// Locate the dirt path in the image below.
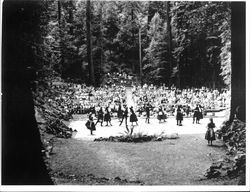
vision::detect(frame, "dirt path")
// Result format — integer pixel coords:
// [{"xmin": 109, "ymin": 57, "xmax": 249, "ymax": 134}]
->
[{"xmin": 49, "ymin": 116, "xmax": 236, "ymax": 185}]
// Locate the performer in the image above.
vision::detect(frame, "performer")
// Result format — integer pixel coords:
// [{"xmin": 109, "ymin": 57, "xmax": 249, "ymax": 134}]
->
[
  {"xmin": 117, "ymin": 104, "xmax": 123, "ymax": 122},
  {"xmin": 205, "ymin": 118, "xmax": 216, "ymax": 146},
  {"xmin": 176, "ymin": 105, "xmax": 183, "ymax": 126},
  {"xmin": 120, "ymin": 105, "xmax": 128, "ymax": 127},
  {"xmin": 157, "ymin": 106, "xmax": 167, "ymax": 123},
  {"xmin": 130, "ymin": 106, "xmax": 138, "ymax": 126},
  {"xmin": 85, "ymin": 112, "xmax": 96, "ymax": 135},
  {"xmin": 193, "ymin": 104, "xmax": 201, "ymax": 124},
  {"xmin": 95, "ymin": 107, "xmax": 104, "ymax": 126},
  {"xmin": 90, "ymin": 105, "xmax": 96, "ymax": 116},
  {"xmin": 145, "ymin": 102, "xmax": 151, "ymax": 124},
  {"xmin": 104, "ymin": 106, "xmax": 112, "ymax": 126},
  {"xmin": 198, "ymin": 104, "xmax": 203, "ymax": 120},
  {"xmin": 186, "ymin": 105, "xmax": 191, "ymax": 117}
]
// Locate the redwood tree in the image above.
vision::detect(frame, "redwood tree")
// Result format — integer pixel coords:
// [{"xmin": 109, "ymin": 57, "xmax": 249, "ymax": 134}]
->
[
  {"xmin": 229, "ymin": 2, "xmax": 246, "ymax": 122},
  {"xmin": 86, "ymin": 0, "xmax": 95, "ymax": 85}
]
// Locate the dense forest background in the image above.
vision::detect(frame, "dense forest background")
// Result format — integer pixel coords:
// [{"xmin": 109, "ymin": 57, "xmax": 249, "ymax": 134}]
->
[
  {"xmin": 1, "ymin": 0, "xmax": 245, "ymax": 185},
  {"xmin": 24, "ymin": 0, "xmax": 231, "ymax": 88}
]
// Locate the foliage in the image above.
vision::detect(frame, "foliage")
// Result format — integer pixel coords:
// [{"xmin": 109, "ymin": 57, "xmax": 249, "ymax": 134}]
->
[
  {"xmin": 171, "ymin": 1, "xmax": 231, "ymax": 88},
  {"xmin": 36, "ymin": 1, "xmax": 231, "ymax": 88},
  {"xmin": 219, "ymin": 7, "xmax": 231, "ymax": 87},
  {"xmin": 206, "ymin": 119, "xmax": 246, "ymax": 183},
  {"xmin": 143, "ymin": 13, "xmax": 170, "ymax": 85},
  {"xmin": 94, "ymin": 131, "xmax": 179, "ymax": 143}
]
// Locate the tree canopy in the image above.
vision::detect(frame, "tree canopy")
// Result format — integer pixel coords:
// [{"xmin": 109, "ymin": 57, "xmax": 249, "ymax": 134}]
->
[{"xmin": 30, "ymin": 0, "xmax": 231, "ymax": 88}]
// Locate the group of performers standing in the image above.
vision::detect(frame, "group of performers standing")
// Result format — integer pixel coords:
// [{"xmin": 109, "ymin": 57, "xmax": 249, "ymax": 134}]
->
[
  {"xmin": 85, "ymin": 102, "xmax": 204, "ymax": 135},
  {"xmin": 86, "ymin": 104, "xmax": 139, "ymax": 135}
]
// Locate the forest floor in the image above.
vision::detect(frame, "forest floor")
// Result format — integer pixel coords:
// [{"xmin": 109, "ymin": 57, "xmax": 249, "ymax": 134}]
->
[{"xmin": 47, "ymin": 115, "xmax": 240, "ymax": 185}]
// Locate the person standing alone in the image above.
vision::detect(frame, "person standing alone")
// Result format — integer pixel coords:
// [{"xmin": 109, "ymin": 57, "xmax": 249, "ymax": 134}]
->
[
  {"xmin": 85, "ymin": 112, "xmax": 96, "ymax": 135},
  {"xmin": 176, "ymin": 105, "xmax": 183, "ymax": 126},
  {"xmin": 205, "ymin": 118, "xmax": 216, "ymax": 146},
  {"xmin": 130, "ymin": 106, "xmax": 138, "ymax": 126},
  {"xmin": 193, "ymin": 104, "xmax": 201, "ymax": 124},
  {"xmin": 104, "ymin": 107, "xmax": 112, "ymax": 126},
  {"xmin": 145, "ymin": 102, "xmax": 151, "ymax": 124}
]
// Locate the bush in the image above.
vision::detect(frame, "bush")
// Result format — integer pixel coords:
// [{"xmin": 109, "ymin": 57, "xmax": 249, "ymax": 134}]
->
[
  {"xmin": 46, "ymin": 118, "xmax": 73, "ymax": 138},
  {"xmin": 94, "ymin": 132, "xmax": 179, "ymax": 143},
  {"xmin": 205, "ymin": 118, "xmax": 246, "ymax": 183}
]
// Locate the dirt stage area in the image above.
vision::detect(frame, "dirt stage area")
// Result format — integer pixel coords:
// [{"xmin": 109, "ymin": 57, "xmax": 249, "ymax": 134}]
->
[{"xmin": 48, "ymin": 116, "xmax": 239, "ymax": 185}]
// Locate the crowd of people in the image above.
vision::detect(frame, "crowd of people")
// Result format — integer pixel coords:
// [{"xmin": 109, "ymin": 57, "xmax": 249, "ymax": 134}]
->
[
  {"xmin": 35, "ymin": 74, "xmax": 229, "ymax": 137},
  {"xmin": 102, "ymin": 72, "xmax": 136, "ymax": 87},
  {"xmin": 72, "ymin": 84, "xmax": 127, "ymax": 115},
  {"xmin": 132, "ymin": 84, "xmax": 230, "ymax": 118},
  {"xmin": 35, "ymin": 81, "xmax": 127, "ymax": 121}
]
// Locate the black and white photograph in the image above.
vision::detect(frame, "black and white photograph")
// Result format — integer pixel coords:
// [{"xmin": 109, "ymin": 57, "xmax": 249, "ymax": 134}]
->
[{"xmin": 1, "ymin": 0, "xmax": 248, "ymax": 190}]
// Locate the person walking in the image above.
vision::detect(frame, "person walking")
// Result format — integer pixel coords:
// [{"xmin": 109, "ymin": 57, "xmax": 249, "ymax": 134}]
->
[
  {"xmin": 119, "ymin": 105, "xmax": 128, "ymax": 127},
  {"xmin": 205, "ymin": 118, "xmax": 216, "ymax": 146}
]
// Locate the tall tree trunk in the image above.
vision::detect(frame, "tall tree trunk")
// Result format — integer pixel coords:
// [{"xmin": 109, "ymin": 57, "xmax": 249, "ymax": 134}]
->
[
  {"xmin": 166, "ymin": 1, "xmax": 173, "ymax": 86},
  {"xmin": 68, "ymin": 0, "xmax": 74, "ymax": 35},
  {"xmin": 177, "ymin": 60, "xmax": 181, "ymax": 88},
  {"xmin": 131, "ymin": 8, "xmax": 135, "ymax": 73},
  {"xmin": 58, "ymin": 0, "xmax": 61, "ymax": 25},
  {"xmin": 99, "ymin": 3, "xmax": 103, "ymax": 76},
  {"xmin": 146, "ymin": 1, "xmax": 155, "ymax": 47},
  {"xmin": 2, "ymin": 0, "xmax": 53, "ymax": 184},
  {"xmin": 146, "ymin": 3, "xmax": 150, "ymax": 45},
  {"xmin": 212, "ymin": 69, "xmax": 216, "ymax": 90},
  {"xmin": 139, "ymin": 27, "xmax": 142, "ymax": 84},
  {"xmin": 58, "ymin": 0, "xmax": 64, "ymax": 77},
  {"xmin": 86, "ymin": 0, "xmax": 95, "ymax": 85},
  {"xmin": 229, "ymin": 2, "xmax": 246, "ymax": 122}
]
